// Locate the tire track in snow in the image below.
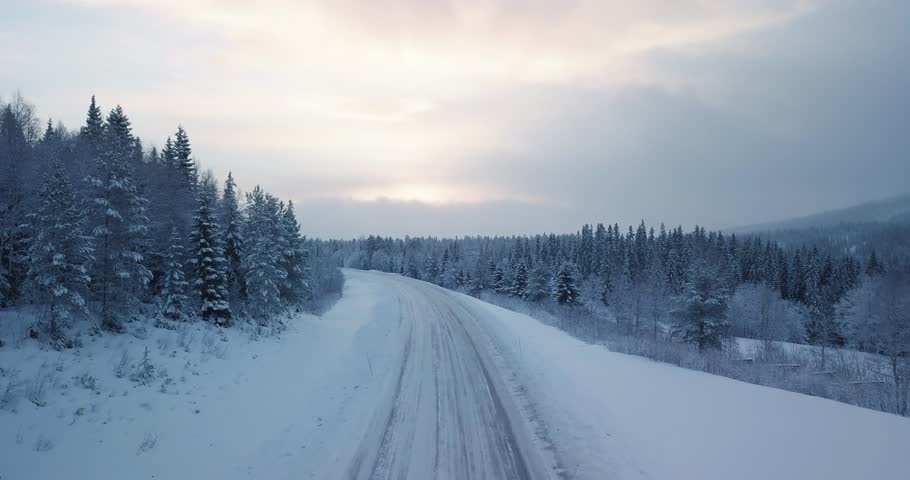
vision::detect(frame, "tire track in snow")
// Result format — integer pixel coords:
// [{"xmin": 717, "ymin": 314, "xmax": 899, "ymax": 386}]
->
[{"xmin": 345, "ymin": 274, "xmax": 553, "ymax": 480}]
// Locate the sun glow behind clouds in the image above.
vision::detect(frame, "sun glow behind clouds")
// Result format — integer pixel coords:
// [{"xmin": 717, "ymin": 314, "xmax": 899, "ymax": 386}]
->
[{"xmin": 42, "ymin": 0, "xmax": 818, "ymax": 226}]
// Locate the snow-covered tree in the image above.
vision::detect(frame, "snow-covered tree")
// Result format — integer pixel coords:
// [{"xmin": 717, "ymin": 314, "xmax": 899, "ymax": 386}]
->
[
  {"xmin": 555, "ymin": 263, "xmax": 580, "ymax": 305},
  {"xmin": 525, "ymin": 264, "xmax": 551, "ymax": 302},
  {"xmin": 189, "ymin": 186, "xmax": 232, "ymax": 325},
  {"xmin": 279, "ymin": 201, "xmax": 309, "ymax": 306},
  {"xmin": 220, "ymin": 172, "xmax": 244, "ymax": 301},
  {"xmin": 671, "ymin": 262, "xmax": 730, "ymax": 351},
  {"xmin": 86, "ymin": 105, "xmax": 151, "ymax": 332},
  {"xmin": 25, "ymin": 161, "xmax": 94, "ymax": 348},
  {"xmin": 839, "ymin": 272, "xmax": 910, "ymax": 414},
  {"xmin": 0, "ymin": 104, "xmax": 30, "ymax": 307},
  {"xmin": 173, "ymin": 125, "xmax": 197, "ymax": 191},
  {"xmin": 159, "ymin": 227, "xmax": 189, "ymax": 321},
  {"xmin": 510, "ymin": 261, "xmax": 528, "ymax": 298},
  {"xmin": 242, "ymin": 186, "xmax": 286, "ymax": 324}
]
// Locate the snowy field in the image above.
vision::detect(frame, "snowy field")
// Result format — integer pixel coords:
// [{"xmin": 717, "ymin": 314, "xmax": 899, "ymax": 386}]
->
[{"xmin": 2, "ymin": 269, "xmax": 910, "ymax": 479}]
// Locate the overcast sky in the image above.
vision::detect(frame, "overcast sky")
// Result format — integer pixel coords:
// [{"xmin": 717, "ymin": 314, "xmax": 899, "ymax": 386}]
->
[{"xmin": 2, "ymin": 0, "xmax": 908, "ymax": 238}]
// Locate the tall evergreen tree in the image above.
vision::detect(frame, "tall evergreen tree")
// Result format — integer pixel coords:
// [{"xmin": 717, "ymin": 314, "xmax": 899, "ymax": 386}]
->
[
  {"xmin": 220, "ymin": 172, "xmax": 244, "ymax": 301},
  {"xmin": 25, "ymin": 161, "xmax": 94, "ymax": 348},
  {"xmin": 189, "ymin": 188, "xmax": 232, "ymax": 325},
  {"xmin": 279, "ymin": 201, "xmax": 309, "ymax": 306},
  {"xmin": 86, "ymin": 106, "xmax": 151, "ymax": 332},
  {"xmin": 0, "ymin": 105, "xmax": 30, "ymax": 306},
  {"xmin": 555, "ymin": 263, "xmax": 580, "ymax": 305},
  {"xmin": 173, "ymin": 125, "xmax": 197, "ymax": 191},
  {"xmin": 670, "ymin": 261, "xmax": 731, "ymax": 351},
  {"xmin": 242, "ymin": 186, "xmax": 286, "ymax": 324},
  {"xmin": 159, "ymin": 227, "xmax": 189, "ymax": 321}
]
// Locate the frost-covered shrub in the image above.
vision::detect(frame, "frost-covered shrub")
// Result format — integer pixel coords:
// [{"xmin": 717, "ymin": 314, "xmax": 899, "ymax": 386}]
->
[
  {"xmin": 114, "ymin": 349, "xmax": 131, "ymax": 378},
  {"xmin": 136, "ymin": 432, "xmax": 158, "ymax": 455},
  {"xmin": 34, "ymin": 434, "xmax": 54, "ymax": 452},
  {"xmin": 26, "ymin": 368, "xmax": 51, "ymax": 407},
  {"xmin": 75, "ymin": 373, "xmax": 98, "ymax": 392},
  {"xmin": 1, "ymin": 371, "xmax": 24, "ymax": 411},
  {"xmin": 130, "ymin": 347, "xmax": 156, "ymax": 386}
]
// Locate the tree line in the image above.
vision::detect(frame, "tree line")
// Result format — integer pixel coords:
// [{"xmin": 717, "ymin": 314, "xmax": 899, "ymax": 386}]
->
[
  {"xmin": 0, "ymin": 93, "xmax": 341, "ymax": 349},
  {"xmin": 334, "ymin": 221, "xmax": 909, "ymax": 411}
]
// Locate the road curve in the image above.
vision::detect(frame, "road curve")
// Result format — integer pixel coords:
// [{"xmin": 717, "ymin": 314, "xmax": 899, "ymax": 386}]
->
[{"xmin": 343, "ymin": 270, "xmax": 555, "ymax": 480}]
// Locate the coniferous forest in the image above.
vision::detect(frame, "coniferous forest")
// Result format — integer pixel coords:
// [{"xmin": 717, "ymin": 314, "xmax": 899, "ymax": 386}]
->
[
  {"xmin": 0, "ymin": 93, "xmax": 343, "ymax": 349},
  {"xmin": 332, "ymin": 221, "xmax": 910, "ymax": 414}
]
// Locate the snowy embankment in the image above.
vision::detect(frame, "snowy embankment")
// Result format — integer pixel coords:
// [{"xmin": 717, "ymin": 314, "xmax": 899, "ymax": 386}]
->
[
  {"xmin": 447, "ymin": 287, "xmax": 910, "ymax": 480},
  {"xmin": 0, "ymin": 275, "xmax": 402, "ymax": 479},
  {"xmin": 3, "ymin": 270, "xmax": 910, "ymax": 479}
]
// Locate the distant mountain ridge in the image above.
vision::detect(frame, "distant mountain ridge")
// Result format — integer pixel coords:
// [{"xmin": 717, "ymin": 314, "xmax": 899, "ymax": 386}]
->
[{"xmin": 732, "ymin": 193, "xmax": 910, "ymax": 233}]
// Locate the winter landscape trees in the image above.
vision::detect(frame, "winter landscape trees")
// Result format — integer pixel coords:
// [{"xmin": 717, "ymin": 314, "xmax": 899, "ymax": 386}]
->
[
  {"xmin": 332, "ymin": 219, "xmax": 909, "ymax": 414},
  {"xmin": 0, "ymin": 94, "xmax": 339, "ymax": 347}
]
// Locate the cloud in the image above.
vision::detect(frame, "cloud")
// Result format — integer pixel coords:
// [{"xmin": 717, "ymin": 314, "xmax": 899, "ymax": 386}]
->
[{"xmin": 4, "ymin": 0, "xmax": 907, "ymax": 237}]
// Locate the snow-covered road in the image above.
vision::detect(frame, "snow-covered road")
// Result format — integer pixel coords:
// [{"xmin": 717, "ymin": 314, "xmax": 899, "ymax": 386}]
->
[{"xmin": 343, "ymin": 272, "xmax": 554, "ymax": 479}]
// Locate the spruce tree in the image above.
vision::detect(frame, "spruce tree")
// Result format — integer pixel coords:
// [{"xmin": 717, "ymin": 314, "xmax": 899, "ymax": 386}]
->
[
  {"xmin": 279, "ymin": 201, "xmax": 309, "ymax": 306},
  {"xmin": 0, "ymin": 105, "xmax": 30, "ymax": 306},
  {"xmin": 525, "ymin": 264, "xmax": 551, "ymax": 302},
  {"xmin": 25, "ymin": 161, "xmax": 94, "ymax": 348},
  {"xmin": 670, "ymin": 261, "xmax": 730, "ymax": 351},
  {"xmin": 80, "ymin": 95, "xmax": 104, "ymax": 147},
  {"xmin": 242, "ymin": 186, "xmax": 286, "ymax": 324},
  {"xmin": 555, "ymin": 263, "xmax": 580, "ymax": 305},
  {"xmin": 86, "ymin": 106, "xmax": 151, "ymax": 332},
  {"xmin": 221, "ymin": 172, "xmax": 244, "ymax": 301},
  {"xmin": 159, "ymin": 227, "xmax": 189, "ymax": 321},
  {"xmin": 173, "ymin": 125, "xmax": 197, "ymax": 191},
  {"xmin": 511, "ymin": 260, "xmax": 528, "ymax": 298},
  {"xmin": 189, "ymin": 189, "xmax": 232, "ymax": 325}
]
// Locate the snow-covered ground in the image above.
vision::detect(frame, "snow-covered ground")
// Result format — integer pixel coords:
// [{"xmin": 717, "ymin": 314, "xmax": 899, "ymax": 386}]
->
[{"xmin": 2, "ymin": 269, "xmax": 910, "ymax": 479}]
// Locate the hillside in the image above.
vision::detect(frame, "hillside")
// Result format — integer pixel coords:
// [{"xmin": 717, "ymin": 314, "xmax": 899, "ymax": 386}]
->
[{"xmin": 733, "ymin": 193, "xmax": 910, "ymax": 234}]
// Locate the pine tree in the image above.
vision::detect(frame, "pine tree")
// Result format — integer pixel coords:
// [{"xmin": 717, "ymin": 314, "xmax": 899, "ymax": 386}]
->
[
  {"xmin": 25, "ymin": 161, "xmax": 94, "ymax": 348},
  {"xmin": 159, "ymin": 228, "xmax": 189, "ymax": 321},
  {"xmin": 555, "ymin": 263, "xmax": 580, "ymax": 305},
  {"xmin": 86, "ymin": 106, "xmax": 152, "ymax": 332},
  {"xmin": 0, "ymin": 105, "xmax": 30, "ymax": 306},
  {"xmin": 279, "ymin": 201, "xmax": 309, "ymax": 306},
  {"xmin": 220, "ymin": 172, "xmax": 244, "ymax": 301},
  {"xmin": 492, "ymin": 264, "xmax": 507, "ymax": 293},
  {"xmin": 189, "ymin": 190, "xmax": 232, "ymax": 325},
  {"xmin": 242, "ymin": 186, "xmax": 286, "ymax": 324},
  {"xmin": 670, "ymin": 261, "xmax": 730, "ymax": 351},
  {"xmin": 525, "ymin": 264, "xmax": 551, "ymax": 302},
  {"xmin": 173, "ymin": 125, "xmax": 197, "ymax": 191},
  {"xmin": 80, "ymin": 95, "xmax": 104, "ymax": 147},
  {"xmin": 510, "ymin": 260, "xmax": 528, "ymax": 298},
  {"xmin": 866, "ymin": 250, "xmax": 884, "ymax": 276}
]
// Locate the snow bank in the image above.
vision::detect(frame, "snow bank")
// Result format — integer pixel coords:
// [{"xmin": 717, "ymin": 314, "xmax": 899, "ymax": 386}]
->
[
  {"xmin": 0, "ymin": 275, "xmax": 400, "ymax": 480},
  {"xmin": 446, "ymin": 288, "xmax": 910, "ymax": 480}
]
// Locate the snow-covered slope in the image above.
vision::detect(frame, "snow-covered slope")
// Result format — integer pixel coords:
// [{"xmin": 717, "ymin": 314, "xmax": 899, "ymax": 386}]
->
[
  {"xmin": 3, "ymin": 270, "xmax": 909, "ymax": 479},
  {"xmin": 732, "ymin": 192, "xmax": 910, "ymax": 233}
]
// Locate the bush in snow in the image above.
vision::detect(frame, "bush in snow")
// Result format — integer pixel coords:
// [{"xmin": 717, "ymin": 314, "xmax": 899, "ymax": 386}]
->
[
  {"xmin": 1, "ymin": 371, "xmax": 24, "ymax": 411},
  {"xmin": 26, "ymin": 367, "xmax": 52, "ymax": 407},
  {"xmin": 130, "ymin": 347, "xmax": 156, "ymax": 386},
  {"xmin": 34, "ymin": 434, "xmax": 54, "ymax": 452},
  {"xmin": 114, "ymin": 349, "xmax": 131, "ymax": 378},
  {"xmin": 137, "ymin": 432, "xmax": 158, "ymax": 455}
]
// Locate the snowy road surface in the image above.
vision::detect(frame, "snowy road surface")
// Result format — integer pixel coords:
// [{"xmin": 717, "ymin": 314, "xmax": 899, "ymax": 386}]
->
[
  {"xmin": 342, "ymin": 272, "xmax": 553, "ymax": 479},
  {"xmin": 4, "ymin": 269, "xmax": 910, "ymax": 480}
]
